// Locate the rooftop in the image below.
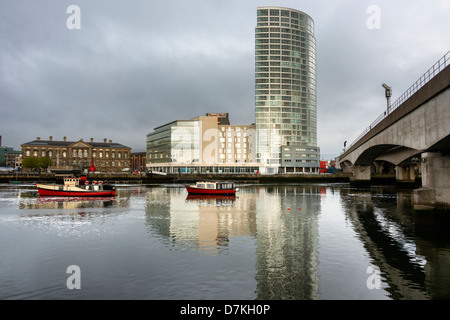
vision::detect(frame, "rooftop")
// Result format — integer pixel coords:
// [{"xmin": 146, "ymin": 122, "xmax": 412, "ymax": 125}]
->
[{"xmin": 21, "ymin": 137, "xmax": 130, "ymax": 149}]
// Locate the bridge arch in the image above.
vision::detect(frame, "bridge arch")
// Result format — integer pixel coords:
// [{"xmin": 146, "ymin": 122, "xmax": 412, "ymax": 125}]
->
[
  {"xmin": 340, "ymin": 159, "xmax": 354, "ymax": 173},
  {"xmin": 426, "ymin": 134, "xmax": 450, "ymax": 153}
]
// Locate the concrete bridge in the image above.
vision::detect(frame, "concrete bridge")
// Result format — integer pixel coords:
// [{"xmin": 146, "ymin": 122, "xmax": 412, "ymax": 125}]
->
[{"xmin": 338, "ymin": 51, "xmax": 450, "ymax": 209}]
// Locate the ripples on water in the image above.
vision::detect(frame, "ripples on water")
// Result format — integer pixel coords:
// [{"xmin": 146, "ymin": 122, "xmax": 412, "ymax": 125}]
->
[{"xmin": 0, "ymin": 183, "xmax": 449, "ymax": 300}]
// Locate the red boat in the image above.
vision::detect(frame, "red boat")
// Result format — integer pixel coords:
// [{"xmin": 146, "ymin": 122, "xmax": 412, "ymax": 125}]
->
[
  {"xmin": 36, "ymin": 177, "xmax": 116, "ymax": 197},
  {"xmin": 186, "ymin": 181, "xmax": 238, "ymax": 195}
]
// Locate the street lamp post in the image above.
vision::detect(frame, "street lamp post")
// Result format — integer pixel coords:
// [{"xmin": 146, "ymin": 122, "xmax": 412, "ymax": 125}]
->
[{"xmin": 382, "ymin": 83, "xmax": 392, "ymax": 114}]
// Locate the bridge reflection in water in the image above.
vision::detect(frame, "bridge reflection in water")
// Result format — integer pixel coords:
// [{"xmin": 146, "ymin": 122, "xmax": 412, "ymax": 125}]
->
[{"xmin": 340, "ymin": 186, "xmax": 450, "ymax": 299}]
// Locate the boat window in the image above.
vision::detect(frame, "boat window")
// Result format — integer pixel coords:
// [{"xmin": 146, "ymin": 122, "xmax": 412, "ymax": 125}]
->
[
  {"xmin": 206, "ymin": 184, "xmax": 214, "ymax": 189},
  {"xmin": 197, "ymin": 184, "xmax": 205, "ymax": 188},
  {"xmin": 220, "ymin": 183, "xmax": 234, "ymax": 189}
]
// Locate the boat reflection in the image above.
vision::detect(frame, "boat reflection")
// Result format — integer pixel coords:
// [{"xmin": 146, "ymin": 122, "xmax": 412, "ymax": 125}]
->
[
  {"xmin": 17, "ymin": 187, "xmax": 133, "ymax": 210},
  {"xmin": 18, "ymin": 195, "xmax": 115, "ymax": 210},
  {"xmin": 185, "ymin": 194, "xmax": 236, "ymax": 206}
]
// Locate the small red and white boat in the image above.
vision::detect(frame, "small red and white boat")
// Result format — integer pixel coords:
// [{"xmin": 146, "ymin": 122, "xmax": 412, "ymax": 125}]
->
[
  {"xmin": 36, "ymin": 177, "xmax": 116, "ymax": 197},
  {"xmin": 186, "ymin": 181, "xmax": 238, "ymax": 195}
]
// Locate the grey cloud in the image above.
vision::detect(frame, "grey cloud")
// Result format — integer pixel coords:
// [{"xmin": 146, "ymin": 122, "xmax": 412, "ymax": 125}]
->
[{"xmin": 1, "ymin": 0, "xmax": 449, "ymax": 157}]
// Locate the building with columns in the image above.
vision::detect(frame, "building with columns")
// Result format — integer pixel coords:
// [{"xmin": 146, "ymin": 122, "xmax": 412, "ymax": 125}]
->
[{"xmin": 21, "ymin": 136, "xmax": 131, "ymax": 173}]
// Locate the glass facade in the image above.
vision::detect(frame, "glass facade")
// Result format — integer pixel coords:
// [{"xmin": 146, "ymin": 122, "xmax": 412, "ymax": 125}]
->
[
  {"xmin": 146, "ymin": 115, "xmax": 256, "ymax": 170},
  {"xmin": 255, "ymin": 7, "xmax": 317, "ymax": 167},
  {"xmin": 146, "ymin": 120, "xmax": 200, "ymax": 164}
]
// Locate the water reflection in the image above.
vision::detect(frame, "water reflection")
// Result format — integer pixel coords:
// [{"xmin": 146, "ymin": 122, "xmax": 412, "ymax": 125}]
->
[
  {"xmin": 13, "ymin": 188, "xmax": 132, "ymax": 239},
  {"xmin": 142, "ymin": 184, "xmax": 450, "ymax": 300},
  {"xmin": 20, "ymin": 196, "xmax": 116, "ymax": 210},
  {"xmin": 144, "ymin": 184, "xmax": 322, "ymax": 299},
  {"xmin": 340, "ymin": 186, "xmax": 450, "ymax": 299},
  {"xmin": 3, "ymin": 183, "xmax": 449, "ymax": 299},
  {"xmin": 253, "ymin": 185, "xmax": 322, "ymax": 300},
  {"xmin": 144, "ymin": 187, "xmax": 256, "ymax": 256},
  {"xmin": 185, "ymin": 194, "xmax": 236, "ymax": 206},
  {"xmin": 17, "ymin": 188, "xmax": 131, "ymax": 210}
]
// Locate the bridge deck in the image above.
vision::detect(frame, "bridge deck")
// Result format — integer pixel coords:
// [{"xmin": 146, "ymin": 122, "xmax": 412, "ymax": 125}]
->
[{"xmin": 341, "ymin": 53, "xmax": 450, "ymax": 161}]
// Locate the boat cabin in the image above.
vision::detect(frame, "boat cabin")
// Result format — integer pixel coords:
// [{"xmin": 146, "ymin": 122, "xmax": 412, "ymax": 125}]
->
[
  {"xmin": 194, "ymin": 181, "xmax": 235, "ymax": 190},
  {"xmin": 64, "ymin": 178, "xmax": 80, "ymax": 186}
]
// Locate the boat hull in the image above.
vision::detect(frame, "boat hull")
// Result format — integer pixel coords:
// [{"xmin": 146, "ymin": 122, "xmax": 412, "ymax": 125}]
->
[
  {"xmin": 186, "ymin": 186, "xmax": 236, "ymax": 195},
  {"xmin": 186, "ymin": 194, "xmax": 236, "ymax": 200},
  {"xmin": 36, "ymin": 184, "xmax": 116, "ymax": 197}
]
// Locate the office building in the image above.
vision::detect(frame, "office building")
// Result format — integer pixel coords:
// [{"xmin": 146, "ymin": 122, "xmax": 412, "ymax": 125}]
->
[{"xmin": 146, "ymin": 113, "xmax": 258, "ymax": 174}]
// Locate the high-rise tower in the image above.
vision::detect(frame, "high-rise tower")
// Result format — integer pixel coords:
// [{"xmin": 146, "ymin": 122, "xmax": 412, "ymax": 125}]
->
[{"xmin": 255, "ymin": 7, "xmax": 319, "ymax": 173}]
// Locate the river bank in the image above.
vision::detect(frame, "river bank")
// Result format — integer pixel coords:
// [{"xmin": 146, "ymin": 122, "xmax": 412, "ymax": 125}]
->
[{"xmin": 0, "ymin": 172, "xmax": 412, "ymax": 187}]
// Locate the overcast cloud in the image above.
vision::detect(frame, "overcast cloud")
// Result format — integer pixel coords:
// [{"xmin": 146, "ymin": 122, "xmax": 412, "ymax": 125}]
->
[{"xmin": 1, "ymin": 0, "xmax": 449, "ymax": 158}]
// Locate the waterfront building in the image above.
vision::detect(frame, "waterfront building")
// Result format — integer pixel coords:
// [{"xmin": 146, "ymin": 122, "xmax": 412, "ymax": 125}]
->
[
  {"xmin": 130, "ymin": 152, "xmax": 147, "ymax": 172},
  {"xmin": 280, "ymin": 145, "xmax": 320, "ymax": 173},
  {"xmin": 5, "ymin": 151, "xmax": 22, "ymax": 169},
  {"xmin": 255, "ymin": 7, "xmax": 320, "ymax": 173},
  {"xmin": 21, "ymin": 136, "xmax": 131, "ymax": 173},
  {"xmin": 218, "ymin": 123, "xmax": 256, "ymax": 165},
  {"xmin": 146, "ymin": 113, "xmax": 258, "ymax": 174},
  {"xmin": 0, "ymin": 146, "xmax": 15, "ymax": 167},
  {"xmin": 0, "ymin": 136, "xmax": 21, "ymax": 168}
]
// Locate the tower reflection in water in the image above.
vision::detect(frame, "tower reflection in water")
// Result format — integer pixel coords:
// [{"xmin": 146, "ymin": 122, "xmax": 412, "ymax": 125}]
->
[{"xmin": 144, "ymin": 185, "xmax": 322, "ymax": 300}]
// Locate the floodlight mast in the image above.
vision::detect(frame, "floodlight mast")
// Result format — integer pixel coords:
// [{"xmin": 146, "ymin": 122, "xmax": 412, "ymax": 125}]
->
[{"xmin": 382, "ymin": 83, "xmax": 392, "ymax": 114}]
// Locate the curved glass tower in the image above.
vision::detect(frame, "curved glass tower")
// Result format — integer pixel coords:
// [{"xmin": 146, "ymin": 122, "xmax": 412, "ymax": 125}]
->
[{"xmin": 255, "ymin": 7, "xmax": 318, "ymax": 172}]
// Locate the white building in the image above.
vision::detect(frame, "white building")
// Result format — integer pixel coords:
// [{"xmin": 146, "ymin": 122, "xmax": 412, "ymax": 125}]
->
[{"xmin": 146, "ymin": 113, "xmax": 259, "ymax": 174}]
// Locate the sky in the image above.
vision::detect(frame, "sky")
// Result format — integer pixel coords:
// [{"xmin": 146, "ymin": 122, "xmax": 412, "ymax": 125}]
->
[{"xmin": 1, "ymin": 0, "xmax": 449, "ymax": 159}]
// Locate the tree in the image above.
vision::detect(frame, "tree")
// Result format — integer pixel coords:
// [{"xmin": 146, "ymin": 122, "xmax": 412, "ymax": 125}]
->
[
  {"xmin": 22, "ymin": 156, "xmax": 39, "ymax": 169},
  {"xmin": 22, "ymin": 156, "xmax": 52, "ymax": 170},
  {"xmin": 38, "ymin": 156, "xmax": 52, "ymax": 169}
]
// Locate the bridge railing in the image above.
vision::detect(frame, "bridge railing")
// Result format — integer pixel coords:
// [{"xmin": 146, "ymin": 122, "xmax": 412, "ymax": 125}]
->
[{"xmin": 345, "ymin": 50, "xmax": 450, "ymax": 153}]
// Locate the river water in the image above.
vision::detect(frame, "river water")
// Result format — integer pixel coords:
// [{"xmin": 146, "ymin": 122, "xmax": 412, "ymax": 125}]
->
[{"xmin": 0, "ymin": 182, "xmax": 449, "ymax": 300}]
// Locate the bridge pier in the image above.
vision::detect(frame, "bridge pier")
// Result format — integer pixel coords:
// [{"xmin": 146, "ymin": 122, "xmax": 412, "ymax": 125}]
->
[
  {"xmin": 396, "ymin": 164, "xmax": 416, "ymax": 181},
  {"xmin": 395, "ymin": 163, "xmax": 420, "ymax": 188},
  {"xmin": 414, "ymin": 152, "xmax": 450, "ymax": 209},
  {"xmin": 350, "ymin": 165, "xmax": 372, "ymax": 186}
]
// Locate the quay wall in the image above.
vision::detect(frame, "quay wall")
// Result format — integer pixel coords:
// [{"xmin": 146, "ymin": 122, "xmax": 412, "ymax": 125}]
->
[{"xmin": 0, "ymin": 172, "xmax": 407, "ymax": 186}]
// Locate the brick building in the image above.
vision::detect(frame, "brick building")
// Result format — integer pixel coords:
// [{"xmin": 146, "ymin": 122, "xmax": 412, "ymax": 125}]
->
[{"xmin": 130, "ymin": 152, "xmax": 146, "ymax": 172}]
